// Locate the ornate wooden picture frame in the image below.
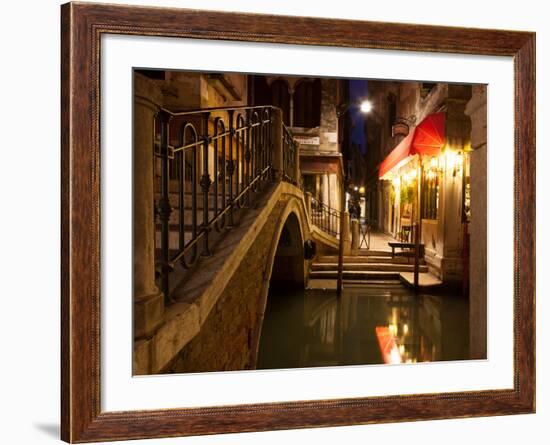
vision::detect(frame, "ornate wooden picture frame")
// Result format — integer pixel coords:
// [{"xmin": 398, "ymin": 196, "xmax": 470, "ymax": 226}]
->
[{"xmin": 61, "ymin": 2, "xmax": 535, "ymax": 442}]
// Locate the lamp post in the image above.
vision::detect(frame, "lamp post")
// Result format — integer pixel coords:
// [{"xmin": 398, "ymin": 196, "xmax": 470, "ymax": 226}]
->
[
  {"xmin": 336, "ymin": 99, "xmax": 372, "ymax": 297},
  {"xmin": 336, "ymin": 99, "xmax": 372, "ymax": 119}
]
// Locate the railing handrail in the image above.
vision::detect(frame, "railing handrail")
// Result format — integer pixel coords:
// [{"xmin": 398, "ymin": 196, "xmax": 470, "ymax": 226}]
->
[
  {"xmin": 159, "ymin": 104, "xmax": 283, "ymax": 117},
  {"xmin": 309, "ymin": 195, "xmax": 341, "ymax": 238},
  {"xmin": 310, "ymin": 196, "xmax": 341, "ymax": 217}
]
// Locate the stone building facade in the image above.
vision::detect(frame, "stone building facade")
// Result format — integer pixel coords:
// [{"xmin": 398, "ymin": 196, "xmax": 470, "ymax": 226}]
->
[
  {"xmin": 464, "ymin": 84, "xmax": 487, "ymax": 359},
  {"xmin": 251, "ymin": 75, "xmax": 346, "ymax": 212},
  {"xmin": 365, "ymin": 81, "xmax": 480, "ymax": 285}
]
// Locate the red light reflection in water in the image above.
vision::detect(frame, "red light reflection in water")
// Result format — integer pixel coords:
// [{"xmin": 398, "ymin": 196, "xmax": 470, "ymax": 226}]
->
[{"xmin": 375, "ymin": 326, "xmax": 402, "ymax": 364}]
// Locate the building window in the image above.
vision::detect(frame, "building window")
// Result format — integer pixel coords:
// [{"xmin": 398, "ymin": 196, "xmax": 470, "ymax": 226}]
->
[
  {"xmin": 271, "ymin": 80, "xmax": 291, "ymax": 126},
  {"xmin": 302, "ymin": 174, "xmax": 316, "ymax": 196},
  {"xmin": 387, "ymin": 93, "xmax": 397, "ymax": 134},
  {"xmin": 420, "ymin": 82, "xmax": 437, "ymax": 99},
  {"xmin": 136, "ymin": 69, "xmax": 166, "ymax": 80},
  {"xmin": 293, "ymin": 79, "xmax": 321, "ymax": 128},
  {"xmin": 421, "ymin": 165, "xmax": 439, "ymax": 220}
]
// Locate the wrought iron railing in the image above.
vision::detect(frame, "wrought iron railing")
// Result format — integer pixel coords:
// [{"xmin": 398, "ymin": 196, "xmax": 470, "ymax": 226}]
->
[
  {"xmin": 153, "ymin": 105, "xmax": 298, "ymax": 303},
  {"xmin": 309, "ymin": 196, "xmax": 341, "ymax": 238}
]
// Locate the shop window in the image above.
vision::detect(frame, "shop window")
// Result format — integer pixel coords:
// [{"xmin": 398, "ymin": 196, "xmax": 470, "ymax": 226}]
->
[
  {"xmin": 462, "ymin": 152, "xmax": 471, "ymax": 223},
  {"xmin": 271, "ymin": 79, "xmax": 291, "ymax": 126},
  {"xmin": 293, "ymin": 79, "xmax": 321, "ymax": 128},
  {"xmin": 421, "ymin": 165, "xmax": 439, "ymax": 220}
]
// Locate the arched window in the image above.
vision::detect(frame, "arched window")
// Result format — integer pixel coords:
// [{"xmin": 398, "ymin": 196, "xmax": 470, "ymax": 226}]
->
[
  {"xmin": 271, "ymin": 80, "xmax": 291, "ymax": 126},
  {"xmin": 293, "ymin": 79, "xmax": 321, "ymax": 128}
]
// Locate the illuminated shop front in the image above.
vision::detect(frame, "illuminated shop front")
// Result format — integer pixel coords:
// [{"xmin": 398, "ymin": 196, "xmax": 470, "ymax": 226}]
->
[{"xmin": 378, "ymin": 112, "xmax": 471, "ymax": 283}]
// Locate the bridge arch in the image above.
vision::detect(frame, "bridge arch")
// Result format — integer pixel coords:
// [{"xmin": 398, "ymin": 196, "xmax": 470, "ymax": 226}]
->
[
  {"xmin": 249, "ymin": 194, "xmax": 311, "ymax": 365},
  {"xmin": 270, "ymin": 211, "xmax": 305, "ymax": 288}
]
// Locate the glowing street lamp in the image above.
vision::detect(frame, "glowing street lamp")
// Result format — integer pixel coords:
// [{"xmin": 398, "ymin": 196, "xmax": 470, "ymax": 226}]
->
[
  {"xmin": 336, "ymin": 99, "xmax": 373, "ymax": 118},
  {"xmin": 360, "ymin": 100, "xmax": 373, "ymax": 113}
]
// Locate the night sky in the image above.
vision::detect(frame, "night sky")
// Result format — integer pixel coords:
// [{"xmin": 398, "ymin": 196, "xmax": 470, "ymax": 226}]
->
[{"xmin": 348, "ymin": 79, "xmax": 369, "ymax": 155}]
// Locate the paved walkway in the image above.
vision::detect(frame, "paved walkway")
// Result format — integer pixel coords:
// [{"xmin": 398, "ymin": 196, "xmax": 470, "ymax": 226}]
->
[{"xmin": 362, "ymin": 230, "xmax": 397, "ymax": 252}]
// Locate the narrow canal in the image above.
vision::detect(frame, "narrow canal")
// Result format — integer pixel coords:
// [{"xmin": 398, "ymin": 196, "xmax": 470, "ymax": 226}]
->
[{"xmin": 257, "ymin": 283, "xmax": 469, "ymax": 370}]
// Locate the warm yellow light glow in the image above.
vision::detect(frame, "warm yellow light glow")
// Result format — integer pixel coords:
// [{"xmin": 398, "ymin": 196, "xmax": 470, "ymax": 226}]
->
[
  {"xmin": 392, "ymin": 177, "xmax": 400, "ymax": 188},
  {"xmin": 360, "ymin": 100, "xmax": 373, "ymax": 113},
  {"xmin": 354, "ymin": 186, "xmax": 359, "ymax": 191},
  {"xmin": 430, "ymin": 156, "xmax": 438, "ymax": 169},
  {"xmin": 389, "ymin": 323, "xmax": 398, "ymax": 336},
  {"xmin": 403, "ymin": 324, "xmax": 409, "ymax": 335},
  {"xmin": 359, "ymin": 186, "xmax": 365, "ymax": 194},
  {"xmin": 445, "ymin": 149, "xmax": 464, "ymax": 176},
  {"xmin": 446, "ymin": 151, "xmax": 457, "ymax": 170}
]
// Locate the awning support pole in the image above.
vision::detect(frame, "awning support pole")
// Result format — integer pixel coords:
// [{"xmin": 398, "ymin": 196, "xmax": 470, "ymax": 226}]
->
[{"xmin": 414, "ymin": 159, "xmax": 423, "ymax": 292}]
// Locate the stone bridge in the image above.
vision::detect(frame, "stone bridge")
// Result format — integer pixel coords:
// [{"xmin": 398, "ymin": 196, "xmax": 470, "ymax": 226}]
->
[{"xmin": 134, "ymin": 181, "xmax": 342, "ymax": 375}]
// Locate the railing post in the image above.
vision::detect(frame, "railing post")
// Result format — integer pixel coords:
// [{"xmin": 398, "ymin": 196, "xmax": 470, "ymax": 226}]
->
[
  {"xmin": 305, "ymin": 192, "xmax": 312, "ymax": 219},
  {"xmin": 413, "ymin": 222, "xmax": 420, "ymax": 290},
  {"xmin": 293, "ymin": 139, "xmax": 300, "ymax": 186},
  {"xmin": 201, "ymin": 111, "xmax": 212, "ymax": 255},
  {"xmin": 342, "ymin": 211, "xmax": 351, "ymax": 256},
  {"xmin": 227, "ymin": 110, "xmax": 235, "ymax": 226},
  {"xmin": 245, "ymin": 109, "xmax": 252, "ymax": 205},
  {"xmin": 271, "ymin": 108, "xmax": 283, "ymax": 181},
  {"xmin": 267, "ymin": 108, "xmax": 273, "ymax": 181},
  {"xmin": 351, "ymin": 218, "xmax": 360, "ymax": 255},
  {"xmin": 158, "ymin": 109, "xmax": 174, "ymax": 304}
]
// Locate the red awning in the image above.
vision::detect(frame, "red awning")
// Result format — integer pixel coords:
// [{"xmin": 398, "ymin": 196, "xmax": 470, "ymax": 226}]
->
[{"xmin": 378, "ymin": 112, "xmax": 445, "ymax": 179}]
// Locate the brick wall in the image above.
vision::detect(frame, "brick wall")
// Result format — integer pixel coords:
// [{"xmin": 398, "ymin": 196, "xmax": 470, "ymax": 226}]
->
[{"xmin": 164, "ymin": 202, "xmax": 286, "ymax": 373}]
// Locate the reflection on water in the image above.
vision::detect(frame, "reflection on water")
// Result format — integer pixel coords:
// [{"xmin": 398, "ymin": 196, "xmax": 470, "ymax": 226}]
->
[{"xmin": 256, "ymin": 283, "xmax": 469, "ymax": 370}]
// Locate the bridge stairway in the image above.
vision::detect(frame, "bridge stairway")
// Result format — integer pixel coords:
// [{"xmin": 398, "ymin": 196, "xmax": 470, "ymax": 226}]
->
[
  {"xmin": 154, "ymin": 189, "xmax": 234, "ymax": 251},
  {"xmin": 309, "ymin": 254, "xmax": 427, "ymax": 282},
  {"xmin": 154, "ymin": 184, "xmax": 259, "ymax": 295}
]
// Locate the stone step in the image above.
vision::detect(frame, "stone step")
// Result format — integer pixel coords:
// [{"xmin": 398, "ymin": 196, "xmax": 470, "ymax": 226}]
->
[
  {"xmin": 311, "ymin": 262, "xmax": 429, "ymax": 273},
  {"xmin": 309, "ymin": 270, "xmax": 401, "ymax": 280},
  {"xmin": 315, "ymin": 255, "xmax": 422, "ymax": 265},
  {"xmin": 356, "ymin": 249, "xmax": 393, "ymax": 257}
]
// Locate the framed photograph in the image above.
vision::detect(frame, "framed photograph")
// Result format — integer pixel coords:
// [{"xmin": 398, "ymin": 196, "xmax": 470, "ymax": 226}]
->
[{"xmin": 61, "ymin": 2, "xmax": 535, "ymax": 442}]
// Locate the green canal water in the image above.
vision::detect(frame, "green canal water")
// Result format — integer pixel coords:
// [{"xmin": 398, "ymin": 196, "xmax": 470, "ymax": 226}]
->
[{"xmin": 256, "ymin": 283, "xmax": 470, "ymax": 370}]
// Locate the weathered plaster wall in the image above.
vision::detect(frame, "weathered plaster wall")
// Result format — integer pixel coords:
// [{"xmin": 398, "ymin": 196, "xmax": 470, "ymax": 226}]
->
[
  {"xmin": 320, "ymin": 79, "xmax": 338, "ymax": 152},
  {"xmin": 465, "ymin": 84, "xmax": 487, "ymax": 359}
]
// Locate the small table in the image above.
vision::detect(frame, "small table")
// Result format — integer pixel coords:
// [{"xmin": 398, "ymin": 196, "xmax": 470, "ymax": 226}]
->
[{"xmin": 388, "ymin": 242, "xmax": 424, "ymax": 258}]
